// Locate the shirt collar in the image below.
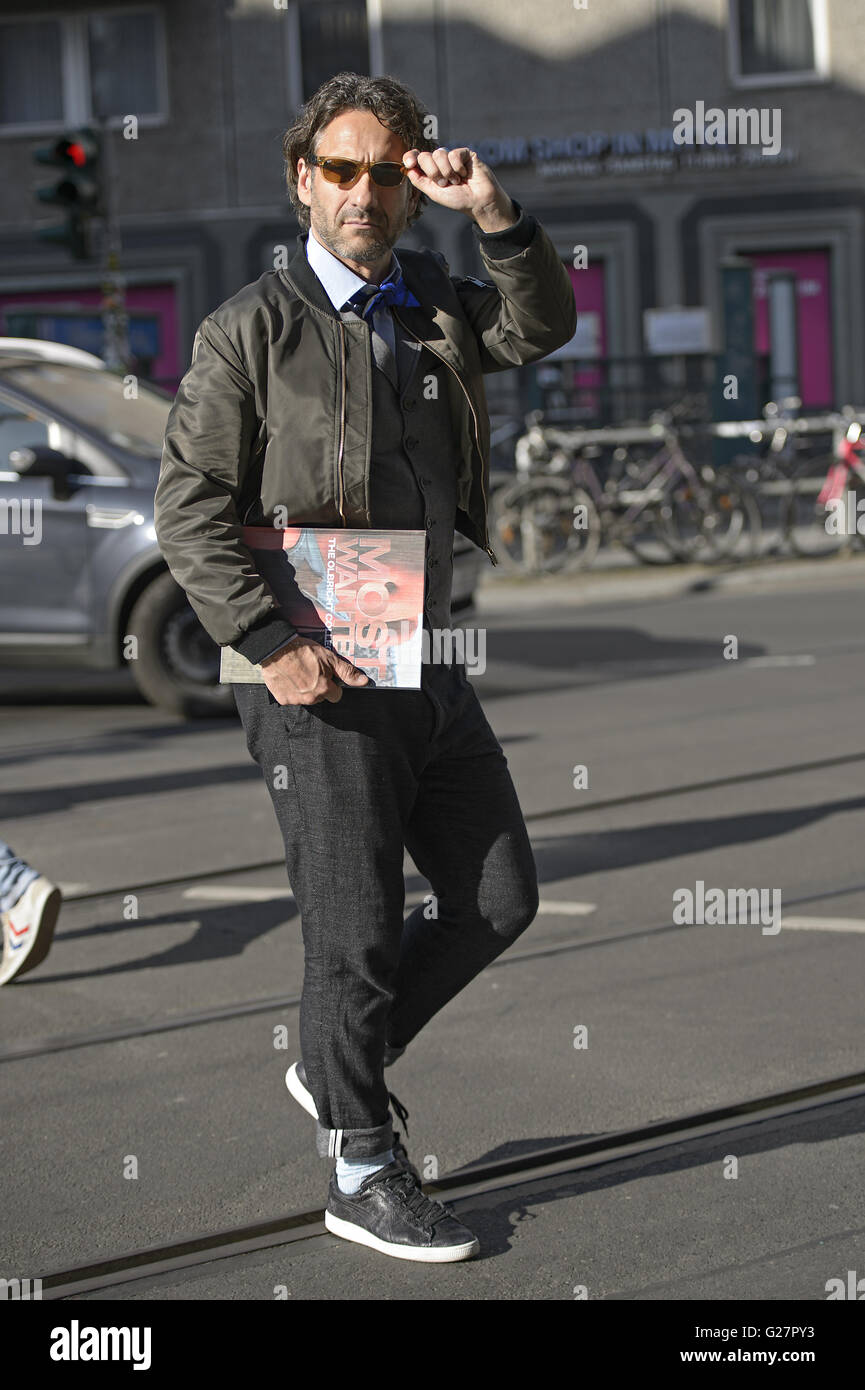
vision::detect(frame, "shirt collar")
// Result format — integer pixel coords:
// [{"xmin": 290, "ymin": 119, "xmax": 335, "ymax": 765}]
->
[{"xmin": 305, "ymin": 227, "xmax": 401, "ymax": 311}]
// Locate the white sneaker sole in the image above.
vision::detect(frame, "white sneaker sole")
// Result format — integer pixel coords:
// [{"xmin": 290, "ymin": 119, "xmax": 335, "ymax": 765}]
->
[
  {"xmin": 285, "ymin": 1062, "xmax": 318, "ymax": 1119},
  {"xmin": 324, "ymin": 1209, "xmax": 480, "ymax": 1262}
]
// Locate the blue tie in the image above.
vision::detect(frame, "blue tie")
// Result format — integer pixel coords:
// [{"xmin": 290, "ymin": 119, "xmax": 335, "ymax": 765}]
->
[{"xmin": 346, "ymin": 277, "xmax": 420, "ymax": 320}]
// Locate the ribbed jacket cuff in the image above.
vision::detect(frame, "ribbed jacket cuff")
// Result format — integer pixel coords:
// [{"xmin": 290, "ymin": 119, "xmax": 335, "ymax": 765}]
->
[
  {"xmin": 232, "ymin": 613, "xmax": 298, "ymax": 665},
  {"xmin": 473, "ymin": 198, "xmax": 537, "ymax": 258}
]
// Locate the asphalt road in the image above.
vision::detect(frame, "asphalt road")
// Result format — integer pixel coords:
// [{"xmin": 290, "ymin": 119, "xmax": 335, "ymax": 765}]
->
[{"xmin": 2, "ymin": 559, "xmax": 864, "ymax": 1301}]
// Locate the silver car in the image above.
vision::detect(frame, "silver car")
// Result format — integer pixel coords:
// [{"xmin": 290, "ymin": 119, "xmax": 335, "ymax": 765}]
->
[{"xmin": 0, "ymin": 337, "xmax": 482, "ymax": 715}]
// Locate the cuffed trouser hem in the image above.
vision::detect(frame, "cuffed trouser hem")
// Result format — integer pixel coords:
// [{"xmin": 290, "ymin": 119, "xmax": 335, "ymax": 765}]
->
[{"xmin": 316, "ymin": 1117, "xmax": 395, "ymax": 1159}]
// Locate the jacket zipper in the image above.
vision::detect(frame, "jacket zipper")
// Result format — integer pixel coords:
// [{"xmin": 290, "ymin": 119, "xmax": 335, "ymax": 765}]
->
[
  {"xmin": 391, "ymin": 308, "xmax": 498, "ymax": 566},
  {"xmin": 336, "ymin": 319, "xmax": 347, "ymax": 523}
]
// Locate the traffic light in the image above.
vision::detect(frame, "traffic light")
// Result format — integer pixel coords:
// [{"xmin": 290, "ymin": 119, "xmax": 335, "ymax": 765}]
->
[{"xmin": 32, "ymin": 128, "xmax": 103, "ymax": 259}]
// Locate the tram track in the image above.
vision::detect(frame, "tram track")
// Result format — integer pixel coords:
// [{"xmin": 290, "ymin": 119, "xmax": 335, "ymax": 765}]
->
[{"xmin": 32, "ymin": 1067, "xmax": 865, "ymax": 1299}]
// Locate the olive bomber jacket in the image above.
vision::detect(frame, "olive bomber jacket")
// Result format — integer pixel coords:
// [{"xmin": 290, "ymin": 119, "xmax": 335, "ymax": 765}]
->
[{"xmin": 154, "ymin": 202, "xmax": 577, "ymax": 665}]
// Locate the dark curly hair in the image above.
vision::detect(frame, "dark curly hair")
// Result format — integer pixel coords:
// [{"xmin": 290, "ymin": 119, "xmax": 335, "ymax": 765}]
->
[{"xmin": 282, "ymin": 72, "xmax": 437, "ymax": 231}]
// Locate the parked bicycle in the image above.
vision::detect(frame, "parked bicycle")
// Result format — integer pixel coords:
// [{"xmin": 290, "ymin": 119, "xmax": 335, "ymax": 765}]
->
[
  {"xmin": 491, "ymin": 401, "xmax": 761, "ymax": 574},
  {"xmin": 730, "ymin": 399, "xmax": 865, "ymax": 558}
]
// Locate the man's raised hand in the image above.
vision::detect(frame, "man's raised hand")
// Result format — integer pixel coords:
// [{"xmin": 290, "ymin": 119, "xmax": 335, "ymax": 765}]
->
[{"xmin": 401, "ymin": 146, "xmax": 516, "ymax": 231}]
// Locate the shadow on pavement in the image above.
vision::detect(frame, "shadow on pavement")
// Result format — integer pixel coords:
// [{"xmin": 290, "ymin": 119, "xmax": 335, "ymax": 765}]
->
[
  {"xmin": 528, "ymin": 794, "xmax": 865, "ymax": 881},
  {"xmin": 19, "ymin": 897, "xmax": 297, "ymax": 983},
  {"xmin": 452, "ymin": 1098, "xmax": 865, "ymax": 1268}
]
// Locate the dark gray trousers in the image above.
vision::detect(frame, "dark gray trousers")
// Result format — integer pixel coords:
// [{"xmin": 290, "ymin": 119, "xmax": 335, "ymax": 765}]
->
[{"xmin": 234, "ymin": 664, "xmax": 538, "ymax": 1158}]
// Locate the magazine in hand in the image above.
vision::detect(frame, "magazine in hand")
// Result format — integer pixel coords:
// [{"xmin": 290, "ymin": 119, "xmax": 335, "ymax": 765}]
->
[{"xmin": 219, "ymin": 525, "xmax": 427, "ymax": 689}]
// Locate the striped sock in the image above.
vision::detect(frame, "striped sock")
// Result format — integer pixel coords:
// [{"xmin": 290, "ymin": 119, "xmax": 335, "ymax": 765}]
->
[{"xmin": 335, "ymin": 1149, "xmax": 394, "ymax": 1195}]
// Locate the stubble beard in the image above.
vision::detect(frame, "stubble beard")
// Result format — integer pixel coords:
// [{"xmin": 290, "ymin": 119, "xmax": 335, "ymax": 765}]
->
[{"xmin": 313, "ymin": 206, "xmax": 401, "ymax": 268}]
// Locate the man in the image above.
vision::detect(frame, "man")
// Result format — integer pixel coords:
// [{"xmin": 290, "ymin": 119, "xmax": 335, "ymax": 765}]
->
[{"xmin": 155, "ymin": 72, "xmax": 577, "ymax": 1263}]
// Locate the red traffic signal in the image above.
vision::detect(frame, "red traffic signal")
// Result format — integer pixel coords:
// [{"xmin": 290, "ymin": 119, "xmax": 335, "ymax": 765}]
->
[
  {"xmin": 32, "ymin": 127, "xmax": 102, "ymax": 258},
  {"xmin": 34, "ymin": 130, "xmax": 99, "ymax": 171},
  {"xmin": 63, "ymin": 140, "xmax": 88, "ymax": 168}
]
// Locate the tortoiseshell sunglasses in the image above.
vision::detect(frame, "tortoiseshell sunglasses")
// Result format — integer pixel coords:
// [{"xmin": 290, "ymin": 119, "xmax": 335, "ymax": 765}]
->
[{"xmin": 307, "ymin": 155, "xmax": 408, "ymax": 187}]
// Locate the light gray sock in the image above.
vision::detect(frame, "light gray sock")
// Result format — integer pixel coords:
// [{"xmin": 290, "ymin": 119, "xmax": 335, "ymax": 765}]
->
[{"xmin": 335, "ymin": 1149, "xmax": 394, "ymax": 1195}]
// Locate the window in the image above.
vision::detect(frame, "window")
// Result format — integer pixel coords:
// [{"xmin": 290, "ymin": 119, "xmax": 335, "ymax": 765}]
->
[
  {"xmin": 0, "ymin": 20, "xmax": 64, "ymax": 126},
  {"xmin": 729, "ymin": 0, "xmax": 829, "ymax": 85},
  {"xmin": 87, "ymin": 11, "xmax": 161, "ymax": 119},
  {"xmin": 298, "ymin": 1, "xmax": 370, "ymax": 103},
  {"xmin": 0, "ymin": 400, "xmax": 51, "ymax": 471},
  {"xmin": 0, "ymin": 8, "xmax": 165, "ymax": 132},
  {"xmin": 0, "ymin": 364, "xmax": 170, "ymax": 460}
]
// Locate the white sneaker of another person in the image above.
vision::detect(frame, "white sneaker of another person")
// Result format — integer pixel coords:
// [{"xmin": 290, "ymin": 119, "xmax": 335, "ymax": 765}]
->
[{"xmin": 0, "ymin": 875, "xmax": 61, "ymax": 984}]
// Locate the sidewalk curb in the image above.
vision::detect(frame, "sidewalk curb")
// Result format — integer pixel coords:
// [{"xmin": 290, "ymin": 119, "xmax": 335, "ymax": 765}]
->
[{"xmin": 474, "ymin": 553, "xmax": 865, "ymax": 612}]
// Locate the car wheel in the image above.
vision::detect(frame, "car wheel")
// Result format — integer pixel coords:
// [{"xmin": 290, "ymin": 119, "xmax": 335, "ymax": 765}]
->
[{"xmin": 125, "ymin": 571, "xmax": 237, "ymax": 717}]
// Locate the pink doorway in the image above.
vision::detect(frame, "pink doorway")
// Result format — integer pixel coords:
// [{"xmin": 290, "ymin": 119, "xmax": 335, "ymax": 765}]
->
[
  {"xmin": 745, "ymin": 250, "xmax": 834, "ymax": 409},
  {"xmin": 565, "ymin": 261, "xmax": 607, "ymax": 416},
  {"xmin": 0, "ymin": 283, "xmax": 182, "ymax": 393}
]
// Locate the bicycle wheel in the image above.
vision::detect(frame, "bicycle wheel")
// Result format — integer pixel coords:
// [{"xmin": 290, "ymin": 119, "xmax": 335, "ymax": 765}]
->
[
  {"xmin": 784, "ymin": 462, "xmax": 853, "ymax": 557},
  {"xmin": 750, "ymin": 464, "xmax": 795, "ymax": 556},
  {"xmin": 654, "ymin": 478, "xmax": 726, "ymax": 562},
  {"xmin": 564, "ymin": 487, "xmax": 603, "ymax": 571},
  {"xmin": 489, "ymin": 479, "xmax": 531, "ymax": 571},
  {"xmin": 490, "ymin": 478, "xmax": 600, "ymax": 574},
  {"xmin": 611, "ymin": 468, "xmax": 681, "ymax": 565},
  {"xmin": 706, "ymin": 471, "xmax": 763, "ymax": 561},
  {"xmin": 619, "ymin": 504, "xmax": 682, "ymax": 565},
  {"xmin": 657, "ymin": 474, "xmax": 754, "ymax": 563}
]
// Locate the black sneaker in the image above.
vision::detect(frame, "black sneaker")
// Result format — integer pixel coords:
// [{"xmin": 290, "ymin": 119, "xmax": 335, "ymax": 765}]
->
[
  {"xmin": 325, "ymin": 1161, "xmax": 480, "ymax": 1263},
  {"xmin": 286, "ymin": 1061, "xmax": 421, "ymax": 1182}
]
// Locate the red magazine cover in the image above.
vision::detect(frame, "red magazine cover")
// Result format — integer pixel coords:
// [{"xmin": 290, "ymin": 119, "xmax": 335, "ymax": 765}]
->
[{"xmin": 219, "ymin": 525, "xmax": 426, "ymax": 689}]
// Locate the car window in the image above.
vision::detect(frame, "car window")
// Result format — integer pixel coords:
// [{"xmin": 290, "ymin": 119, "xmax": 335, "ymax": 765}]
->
[
  {"xmin": 0, "ymin": 362, "xmax": 171, "ymax": 458},
  {"xmin": 0, "ymin": 401, "xmax": 51, "ymax": 471}
]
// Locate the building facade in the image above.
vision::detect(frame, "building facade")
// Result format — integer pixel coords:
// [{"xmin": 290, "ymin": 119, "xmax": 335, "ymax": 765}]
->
[{"xmin": 0, "ymin": 0, "xmax": 861, "ymax": 424}]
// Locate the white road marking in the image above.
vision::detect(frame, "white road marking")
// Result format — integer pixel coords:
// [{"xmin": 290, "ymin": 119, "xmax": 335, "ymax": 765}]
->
[
  {"xmin": 182, "ymin": 886, "xmax": 294, "ymax": 903},
  {"xmin": 180, "ymin": 887, "xmax": 597, "ymax": 918},
  {"xmin": 780, "ymin": 916, "xmax": 865, "ymax": 933},
  {"xmin": 742, "ymin": 655, "xmax": 816, "ymax": 667},
  {"xmin": 536, "ymin": 901, "xmax": 597, "ymax": 916}
]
